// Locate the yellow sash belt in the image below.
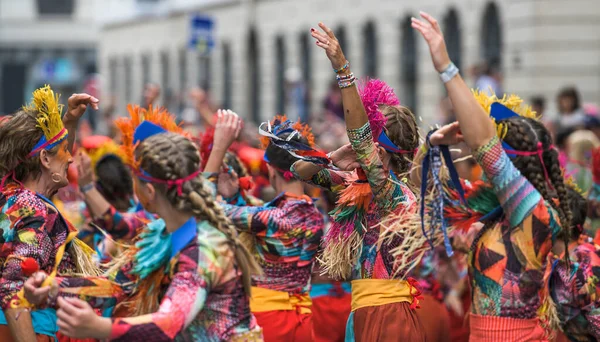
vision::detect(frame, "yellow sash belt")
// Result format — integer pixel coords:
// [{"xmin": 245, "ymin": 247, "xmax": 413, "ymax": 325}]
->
[
  {"xmin": 250, "ymin": 286, "xmax": 312, "ymax": 314},
  {"xmin": 351, "ymin": 279, "xmax": 418, "ymax": 312}
]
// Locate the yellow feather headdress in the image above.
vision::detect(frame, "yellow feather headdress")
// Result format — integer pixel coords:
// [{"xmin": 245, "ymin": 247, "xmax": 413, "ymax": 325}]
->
[
  {"xmin": 472, "ymin": 90, "xmax": 540, "ymax": 140},
  {"xmin": 86, "ymin": 140, "xmax": 126, "ymax": 171},
  {"xmin": 24, "ymin": 85, "xmax": 68, "ymax": 155}
]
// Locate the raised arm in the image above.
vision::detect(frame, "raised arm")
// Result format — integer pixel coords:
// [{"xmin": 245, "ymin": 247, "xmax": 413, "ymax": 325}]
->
[
  {"xmin": 412, "ymin": 12, "xmax": 495, "ymax": 150},
  {"xmin": 203, "ymin": 110, "xmax": 242, "ymax": 174},
  {"xmin": 64, "ymin": 93, "xmax": 99, "ymax": 153}
]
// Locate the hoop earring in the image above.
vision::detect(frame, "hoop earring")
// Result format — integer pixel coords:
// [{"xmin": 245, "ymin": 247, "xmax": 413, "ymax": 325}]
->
[{"xmin": 51, "ymin": 172, "xmax": 62, "ymax": 184}]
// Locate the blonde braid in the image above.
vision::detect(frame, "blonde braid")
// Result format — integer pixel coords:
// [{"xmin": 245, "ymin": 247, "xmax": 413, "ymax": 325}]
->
[{"xmin": 137, "ymin": 132, "xmax": 260, "ymax": 295}]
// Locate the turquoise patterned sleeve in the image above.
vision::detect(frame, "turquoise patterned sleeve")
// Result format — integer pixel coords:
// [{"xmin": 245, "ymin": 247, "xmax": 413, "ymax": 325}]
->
[
  {"xmin": 473, "ymin": 136, "xmax": 542, "ymax": 228},
  {"xmin": 347, "ymin": 122, "xmax": 405, "ymax": 209}
]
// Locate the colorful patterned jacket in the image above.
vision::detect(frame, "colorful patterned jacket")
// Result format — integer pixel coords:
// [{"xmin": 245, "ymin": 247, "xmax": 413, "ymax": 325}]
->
[
  {"xmin": 462, "ymin": 136, "xmax": 561, "ymax": 319},
  {"xmin": 0, "ymin": 185, "xmax": 77, "ymax": 309},
  {"xmin": 50, "ymin": 218, "xmax": 259, "ymax": 341},
  {"xmin": 293, "ymin": 123, "xmax": 417, "ymax": 279},
  {"xmin": 205, "ymin": 176, "xmax": 324, "ymax": 294}
]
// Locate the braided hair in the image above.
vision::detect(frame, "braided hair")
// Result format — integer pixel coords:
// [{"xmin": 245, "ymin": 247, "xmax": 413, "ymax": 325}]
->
[
  {"xmin": 135, "ymin": 132, "xmax": 260, "ymax": 295},
  {"xmin": 566, "ymin": 187, "xmax": 587, "ymax": 240},
  {"xmin": 381, "ymin": 105, "xmax": 420, "ymax": 177},
  {"xmin": 501, "ymin": 117, "xmax": 572, "ymax": 246}
]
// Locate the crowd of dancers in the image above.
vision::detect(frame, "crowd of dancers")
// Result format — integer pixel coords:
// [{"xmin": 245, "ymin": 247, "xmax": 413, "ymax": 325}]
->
[{"xmin": 0, "ymin": 13, "xmax": 599, "ymax": 342}]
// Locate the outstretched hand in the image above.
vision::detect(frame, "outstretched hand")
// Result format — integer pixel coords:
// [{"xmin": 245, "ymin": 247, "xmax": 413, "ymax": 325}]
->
[
  {"xmin": 311, "ymin": 23, "xmax": 347, "ymax": 70},
  {"xmin": 330, "ymin": 144, "xmax": 360, "ymax": 171},
  {"xmin": 412, "ymin": 12, "xmax": 451, "ymax": 73},
  {"xmin": 429, "ymin": 122, "xmax": 464, "ymax": 146},
  {"xmin": 65, "ymin": 94, "xmax": 99, "ymax": 123}
]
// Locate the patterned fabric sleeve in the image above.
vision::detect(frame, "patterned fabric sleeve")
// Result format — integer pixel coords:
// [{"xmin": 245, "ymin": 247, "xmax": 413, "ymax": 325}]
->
[
  {"xmin": 93, "ymin": 206, "xmax": 147, "ymax": 240},
  {"xmin": 0, "ymin": 204, "xmax": 52, "ymax": 309},
  {"xmin": 109, "ymin": 236, "xmax": 217, "ymax": 340},
  {"xmin": 550, "ymin": 243, "xmax": 600, "ymax": 340},
  {"xmin": 473, "ymin": 135, "xmax": 543, "ymax": 228},
  {"xmin": 347, "ymin": 122, "xmax": 404, "ymax": 209},
  {"xmin": 290, "ymin": 163, "xmax": 348, "ymax": 194},
  {"xmin": 221, "ymin": 203, "xmax": 282, "ymax": 234}
]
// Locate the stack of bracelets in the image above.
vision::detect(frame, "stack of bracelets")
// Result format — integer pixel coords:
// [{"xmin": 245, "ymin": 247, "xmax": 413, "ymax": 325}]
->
[{"xmin": 334, "ymin": 61, "xmax": 355, "ymax": 89}]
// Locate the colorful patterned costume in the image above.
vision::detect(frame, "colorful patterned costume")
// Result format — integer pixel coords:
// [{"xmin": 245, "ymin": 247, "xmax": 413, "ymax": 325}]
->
[
  {"xmin": 294, "ymin": 122, "xmax": 424, "ymax": 341},
  {"xmin": 0, "ymin": 185, "xmax": 95, "ymax": 339},
  {"xmin": 550, "ymin": 242, "xmax": 600, "ymax": 341},
  {"xmin": 50, "ymin": 218, "xmax": 261, "ymax": 341},
  {"xmin": 208, "ymin": 174, "xmax": 324, "ymax": 341}
]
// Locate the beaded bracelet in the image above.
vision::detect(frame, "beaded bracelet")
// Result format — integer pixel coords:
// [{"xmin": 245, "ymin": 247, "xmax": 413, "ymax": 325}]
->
[
  {"xmin": 338, "ymin": 77, "xmax": 356, "ymax": 89},
  {"xmin": 334, "ymin": 61, "xmax": 349, "ymax": 74},
  {"xmin": 336, "ymin": 72, "xmax": 354, "ymax": 81}
]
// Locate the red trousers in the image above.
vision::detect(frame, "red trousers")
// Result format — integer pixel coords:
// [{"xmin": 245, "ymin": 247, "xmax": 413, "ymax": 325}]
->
[
  {"xmin": 254, "ymin": 310, "xmax": 313, "ymax": 342},
  {"xmin": 312, "ymin": 293, "xmax": 352, "ymax": 342}
]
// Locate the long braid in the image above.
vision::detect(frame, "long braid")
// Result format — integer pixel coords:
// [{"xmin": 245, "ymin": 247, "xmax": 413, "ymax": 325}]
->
[
  {"xmin": 501, "ymin": 117, "xmax": 571, "ymax": 250},
  {"xmin": 137, "ymin": 132, "xmax": 260, "ymax": 295}
]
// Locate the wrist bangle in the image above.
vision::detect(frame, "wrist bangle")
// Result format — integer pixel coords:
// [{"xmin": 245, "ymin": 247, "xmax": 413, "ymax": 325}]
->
[
  {"xmin": 334, "ymin": 61, "xmax": 349, "ymax": 74},
  {"xmin": 80, "ymin": 183, "xmax": 94, "ymax": 194},
  {"xmin": 439, "ymin": 62, "xmax": 459, "ymax": 83}
]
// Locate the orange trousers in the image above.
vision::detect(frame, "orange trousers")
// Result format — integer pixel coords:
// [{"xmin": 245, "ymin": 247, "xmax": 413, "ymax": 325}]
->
[{"xmin": 312, "ymin": 291, "xmax": 351, "ymax": 342}]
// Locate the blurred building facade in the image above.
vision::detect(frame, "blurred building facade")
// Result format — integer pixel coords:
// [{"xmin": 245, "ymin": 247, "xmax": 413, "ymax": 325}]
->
[
  {"xmin": 99, "ymin": 0, "xmax": 600, "ymax": 124},
  {"xmin": 0, "ymin": 0, "xmax": 100, "ymax": 115}
]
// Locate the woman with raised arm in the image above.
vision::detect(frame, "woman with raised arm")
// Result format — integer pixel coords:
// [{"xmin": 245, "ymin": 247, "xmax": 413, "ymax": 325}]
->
[
  {"xmin": 410, "ymin": 12, "xmax": 572, "ymax": 340},
  {"xmin": 204, "ymin": 110, "xmax": 325, "ymax": 342},
  {"xmin": 22, "ymin": 105, "xmax": 263, "ymax": 341},
  {"xmin": 0, "ymin": 85, "xmax": 100, "ymax": 342},
  {"xmin": 292, "ymin": 23, "xmax": 424, "ymax": 341}
]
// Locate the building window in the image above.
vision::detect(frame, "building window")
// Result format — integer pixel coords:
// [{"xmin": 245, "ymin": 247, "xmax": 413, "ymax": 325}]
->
[
  {"xmin": 37, "ymin": 0, "xmax": 74, "ymax": 16},
  {"xmin": 275, "ymin": 35, "xmax": 286, "ymax": 115},
  {"xmin": 481, "ymin": 2, "xmax": 502, "ymax": 68},
  {"xmin": 247, "ymin": 27, "xmax": 260, "ymax": 123},
  {"xmin": 444, "ymin": 8, "xmax": 462, "ymax": 71},
  {"xmin": 400, "ymin": 16, "xmax": 418, "ymax": 113},
  {"xmin": 160, "ymin": 51, "xmax": 170, "ymax": 107},
  {"xmin": 363, "ymin": 20, "xmax": 378, "ymax": 77},
  {"xmin": 109, "ymin": 58, "xmax": 118, "ymax": 95},
  {"xmin": 179, "ymin": 48, "xmax": 187, "ymax": 94},
  {"xmin": 222, "ymin": 43, "xmax": 232, "ymax": 109},
  {"xmin": 198, "ymin": 55, "xmax": 211, "ymax": 91},
  {"xmin": 299, "ymin": 32, "xmax": 311, "ymax": 122},
  {"xmin": 141, "ymin": 54, "xmax": 151, "ymax": 88},
  {"xmin": 336, "ymin": 25, "xmax": 349, "ymax": 57},
  {"xmin": 124, "ymin": 57, "xmax": 133, "ymax": 103}
]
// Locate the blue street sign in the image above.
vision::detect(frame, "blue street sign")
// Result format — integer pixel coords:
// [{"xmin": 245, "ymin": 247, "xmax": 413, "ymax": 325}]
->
[{"xmin": 189, "ymin": 15, "xmax": 214, "ymax": 55}]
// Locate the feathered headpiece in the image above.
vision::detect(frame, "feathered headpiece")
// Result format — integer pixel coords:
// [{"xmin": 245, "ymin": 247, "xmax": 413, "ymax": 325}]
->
[
  {"xmin": 258, "ymin": 115, "xmax": 328, "ymax": 167},
  {"xmin": 115, "ymin": 104, "xmax": 188, "ymax": 169},
  {"xmin": 24, "ymin": 85, "xmax": 69, "ymax": 156},
  {"xmin": 85, "ymin": 140, "xmax": 126, "ymax": 171}
]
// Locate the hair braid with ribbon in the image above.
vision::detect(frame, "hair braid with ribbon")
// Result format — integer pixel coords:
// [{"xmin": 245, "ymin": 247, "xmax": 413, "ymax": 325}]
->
[{"xmin": 136, "ymin": 132, "xmax": 261, "ymax": 295}]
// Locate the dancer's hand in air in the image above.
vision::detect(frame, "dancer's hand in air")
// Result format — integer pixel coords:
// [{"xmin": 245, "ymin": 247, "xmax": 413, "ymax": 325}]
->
[
  {"xmin": 429, "ymin": 122, "xmax": 464, "ymax": 146},
  {"xmin": 330, "ymin": 144, "xmax": 360, "ymax": 171},
  {"xmin": 64, "ymin": 93, "xmax": 99, "ymax": 123},
  {"xmin": 204, "ymin": 110, "xmax": 242, "ymax": 174},
  {"xmin": 57, "ymin": 297, "xmax": 111, "ymax": 339},
  {"xmin": 213, "ymin": 109, "xmax": 242, "ymax": 153},
  {"xmin": 23, "ymin": 272, "xmax": 50, "ymax": 306},
  {"xmin": 311, "ymin": 23, "xmax": 347, "ymax": 71},
  {"xmin": 411, "ymin": 12, "xmax": 451, "ymax": 73}
]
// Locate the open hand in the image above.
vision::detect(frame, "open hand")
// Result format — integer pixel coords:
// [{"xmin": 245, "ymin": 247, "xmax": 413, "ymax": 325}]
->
[
  {"xmin": 412, "ymin": 12, "xmax": 451, "ymax": 73},
  {"xmin": 57, "ymin": 297, "xmax": 111, "ymax": 339},
  {"xmin": 429, "ymin": 122, "xmax": 463, "ymax": 146},
  {"xmin": 65, "ymin": 94, "xmax": 99, "ymax": 123},
  {"xmin": 330, "ymin": 144, "xmax": 360, "ymax": 171},
  {"xmin": 23, "ymin": 272, "xmax": 50, "ymax": 306},
  {"xmin": 213, "ymin": 110, "xmax": 242, "ymax": 152},
  {"xmin": 311, "ymin": 23, "xmax": 347, "ymax": 70}
]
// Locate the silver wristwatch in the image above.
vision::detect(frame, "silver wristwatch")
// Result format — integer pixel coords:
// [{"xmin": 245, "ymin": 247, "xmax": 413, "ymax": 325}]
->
[{"xmin": 439, "ymin": 62, "xmax": 459, "ymax": 83}]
